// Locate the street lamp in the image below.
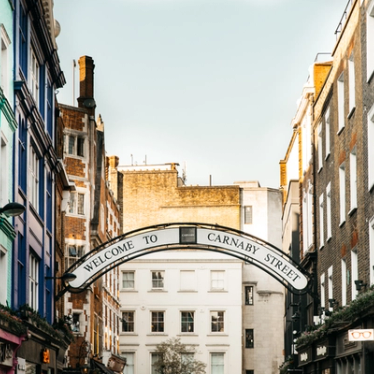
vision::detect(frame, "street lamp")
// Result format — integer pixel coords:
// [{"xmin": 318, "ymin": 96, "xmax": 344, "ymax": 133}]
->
[
  {"xmin": 45, "ymin": 273, "xmax": 77, "ymax": 283},
  {"xmin": 0, "ymin": 202, "xmax": 25, "ymax": 217}
]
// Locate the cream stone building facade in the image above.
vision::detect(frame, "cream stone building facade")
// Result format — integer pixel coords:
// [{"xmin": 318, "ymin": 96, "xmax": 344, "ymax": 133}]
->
[{"xmin": 107, "ymin": 160, "xmax": 284, "ymax": 374}]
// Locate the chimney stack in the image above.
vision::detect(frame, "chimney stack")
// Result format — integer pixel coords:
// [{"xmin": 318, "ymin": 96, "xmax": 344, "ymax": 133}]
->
[{"xmin": 77, "ymin": 56, "xmax": 96, "ymax": 113}]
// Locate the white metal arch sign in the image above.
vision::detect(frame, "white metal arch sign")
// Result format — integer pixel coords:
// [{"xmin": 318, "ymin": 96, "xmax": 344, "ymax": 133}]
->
[{"xmin": 65, "ymin": 223, "xmax": 309, "ymax": 293}]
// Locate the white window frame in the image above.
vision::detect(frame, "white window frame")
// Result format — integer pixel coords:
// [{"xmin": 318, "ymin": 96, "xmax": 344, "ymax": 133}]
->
[
  {"xmin": 151, "ymin": 270, "xmax": 165, "ymax": 289},
  {"xmin": 367, "ymin": 104, "xmax": 374, "ymax": 190},
  {"xmin": 348, "ymin": 53, "xmax": 356, "ymax": 115},
  {"xmin": 180, "ymin": 270, "xmax": 196, "ymax": 291},
  {"xmin": 339, "ymin": 162, "xmax": 346, "ymax": 225},
  {"xmin": 244, "ymin": 205, "xmax": 253, "ymax": 224},
  {"xmin": 318, "ymin": 122, "xmax": 323, "ymax": 171},
  {"xmin": 181, "ymin": 311, "xmax": 195, "ymax": 333},
  {"xmin": 0, "ymin": 25, "xmax": 11, "ymax": 98},
  {"xmin": 341, "ymin": 258, "xmax": 347, "ymax": 306},
  {"xmin": 122, "ymin": 352, "xmax": 134, "ymax": 374},
  {"xmin": 326, "ymin": 183, "xmax": 332, "ymax": 240},
  {"xmin": 68, "ymin": 191, "xmax": 85, "ymax": 215},
  {"xmin": 367, "ymin": 0, "xmax": 374, "ymax": 81},
  {"xmin": 328, "ymin": 266, "xmax": 333, "ymax": 311},
  {"xmin": 370, "ymin": 217, "xmax": 374, "ymax": 286},
  {"xmin": 337, "ymin": 73, "xmax": 345, "ymax": 133},
  {"xmin": 0, "ymin": 246, "xmax": 7, "ymax": 305},
  {"xmin": 29, "ymin": 47, "xmax": 39, "ymax": 106},
  {"xmin": 0, "ymin": 136, "xmax": 8, "ymax": 208},
  {"xmin": 325, "ymin": 107, "xmax": 331, "ymax": 158},
  {"xmin": 320, "ymin": 273, "xmax": 325, "ymax": 310},
  {"xmin": 151, "ymin": 352, "xmax": 162, "ymax": 374},
  {"xmin": 349, "ymin": 147, "xmax": 357, "ymax": 213},
  {"xmin": 122, "ymin": 271, "xmax": 135, "ymax": 289},
  {"xmin": 351, "ymin": 249, "xmax": 358, "ymax": 300},
  {"xmin": 121, "ymin": 311, "xmax": 135, "ymax": 333},
  {"xmin": 65, "ymin": 244, "xmax": 84, "ymax": 269},
  {"xmin": 210, "ymin": 352, "xmax": 224, "ymax": 374},
  {"xmin": 211, "ymin": 270, "xmax": 225, "ymax": 291},
  {"xmin": 29, "ymin": 145, "xmax": 39, "ymax": 211},
  {"xmin": 150, "ymin": 311, "xmax": 165, "ymax": 333},
  {"xmin": 210, "ymin": 311, "xmax": 225, "ymax": 333},
  {"xmin": 29, "ymin": 253, "xmax": 39, "ymax": 311},
  {"xmin": 319, "ymin": 193, "xmax": 324, "ymax": 249}
]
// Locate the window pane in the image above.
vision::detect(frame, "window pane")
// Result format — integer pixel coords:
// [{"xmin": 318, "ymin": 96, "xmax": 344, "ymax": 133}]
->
[
  {"xmin": 123, "ymin": 272, "xmax": 135, "ymax": 289},
  {"xmin": 78, "ymin": 193, "xmax": 84, "ymax": 215},
  {"xmin": 211, "ymin": 353, "xmax": 224, "ymax": 374},
  {"xmin": 122, "ymin": 353, "xmax": 134, "ymax": 374},
  {"xmin": 122, "ymin": 312, "xmax": 134, "ymax": 332},
  {"xmin": 245, "ymin": 286, "xmax": 254, "ymax": 305},
  {"xmin": 211, "ymin": 311, "xmax": 224, "ymax": 332},
  {"xmin": 152, "ymin": 271, "xmax": 164, "ymax": 288},
  {"xmin": 77, "ymin": 137, "xmax": 84, "ymax": 157},
  {"xmin": 181, "ymin": 311, "xmax": 194, "ymax": 333},
  {"xmin": 245, "ymin": 329, "xmax": 254, "ymax": 348},
  {"xmin": 68, "ymin": 135, "xmax": 75, "ymax": 154},
  {"xmin": 211, "ymin": 271, "xmax": 224, "ymax": 290},
  {"xmin": 244, "ymin": 206, "xmax": 252, "ymax": 224},
  {"xmin": 151, "ymin": 312, "xmax": 164, "ymax": 332}
]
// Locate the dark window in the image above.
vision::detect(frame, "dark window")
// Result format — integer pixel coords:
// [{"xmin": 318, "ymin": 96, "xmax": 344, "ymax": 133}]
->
[
  {"xmin": 122, "ymin": 311, "xmax": 134, "ymax": 332},
  {"xmin": 181, "ymin": 311, "xmax": 194, "ymax": 333},
  {"xmin": 18, "ymin": 118, "xmax": 27, "ymax": 192},
  {"xmin": 211, "ymin": 311, "xmax": 224, "ymax": 332},
  {"xmin": 19, "ymin": 3, "xmax": 28, "ymax": 77},
  {"xmin": 245, "ymin": 329, "xmax": 254, "ymax": 348},
  {"xmin": 151, "ymin": 311, "xmax": 164, "ymax": 332},
  {"xmin": 244, "ymin": 206, "xmax": 253, "ymax": 224},
  {"xmin": 245, "ymin": 286, "xmax": 254, "ymax": 305},
  {"xmin": 77, "ymin": 137, "xmax": 85, "ymax": 157},
  {"xmin": 46, "ymin": 77, "xmax": 53, "ymax": 137},
  {"xmin": 46, "ymin": 171, "xmax": 52, "ymax": 231},
  {"xmin": 246, "ymin": 371, "xmax": 254, "ymax": 374}
]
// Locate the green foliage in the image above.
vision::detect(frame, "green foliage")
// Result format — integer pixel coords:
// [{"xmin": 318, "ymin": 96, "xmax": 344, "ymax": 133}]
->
[
  {"xmin": 296, "ymin": 285, "xmax": 374, "ymax": 347},
  {"xmin": 153, "ymin": 337, "xmax": 206, "ymax": 374}
]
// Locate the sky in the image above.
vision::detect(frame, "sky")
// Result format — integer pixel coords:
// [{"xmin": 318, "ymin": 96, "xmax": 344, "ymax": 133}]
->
[{"xmin": 54, "ymin": 0, "xmax": 345, "ymax": 189}]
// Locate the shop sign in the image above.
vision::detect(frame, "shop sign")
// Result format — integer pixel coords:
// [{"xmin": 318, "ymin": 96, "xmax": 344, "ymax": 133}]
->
[
  {"xmin": 348, "ymin": 329, "xmax": 374, "ymax": 341},
  {"xmin": 298, "ymin": 347, "xmax": 312, "ymax": 366}
]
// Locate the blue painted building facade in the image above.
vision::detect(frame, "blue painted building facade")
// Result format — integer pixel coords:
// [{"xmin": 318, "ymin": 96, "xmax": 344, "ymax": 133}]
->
[{"xmin": 0, "ymin": 1, "xmax": 71, "ymax": 373}]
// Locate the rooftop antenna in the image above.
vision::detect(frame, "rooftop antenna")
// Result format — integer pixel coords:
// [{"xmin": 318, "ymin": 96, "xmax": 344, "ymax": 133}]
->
[{"xmin": 72, "ymin": 59, "xmax": 76, "ymax": 106}]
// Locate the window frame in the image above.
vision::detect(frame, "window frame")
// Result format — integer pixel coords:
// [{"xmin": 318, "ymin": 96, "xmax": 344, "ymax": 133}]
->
[
  {"xmin": 245, "ymin": 328, "xmax": 254, "ymax": 348},
  {"xmin": 245, "ymin": 285, "xmax": 254, "ymax": 305},
  {"xmin": 122, "ymin": 271, "xmax": 135, "ymax": 289},
  {"xmin": 181, "ymin": 311, "xmax": 195, "ymax": 333},
  {"xmin": 122, "ymin": 311, "xmax": 135, "ymax": 333},
  {"xmin": 244, "ymin": 206, "xmax": 253, "ymax": 224},
  {"xmin": 29, "ymin": 252, "xmax": 39, "ymax": 311},
  {"xmin": 339, "ymin": 162, "xmax": 346, "ymax": 225},
  {"xmin": 210, "ymin": 352, "xmax": 224, "ymax": 374},
  {"xmin": 211, "ymin": 270, "xmax": 225, "ymax": 291},
  {"xmin": 337, "ymin": 72, "xmax": 345, "ymax": 133},
  {"xmin": 349, "ymin": 147, "xmax": 357, "ymax": 213},
  {"xmin": 151, "ymin": 311, "xmax": 165, "ymax": 333},
  {"xmin": 210, "ymin": 311, "xmax": 225, "ymax": 333},
  {"xmin": 151, "ymin": 271, "xmax": 165, "ymax": 290}
]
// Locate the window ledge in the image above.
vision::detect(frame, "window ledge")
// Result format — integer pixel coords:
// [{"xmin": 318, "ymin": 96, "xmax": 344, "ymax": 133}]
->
[
  {"xmin": 339, "ymin": 220, "xmax": 346, "ymax": 228},
  {"xmin": 207, "ymin": 333, "xmax": 228, "ymax": 336},
  {"xmin": 120, "ymin": 289, "xmax": 138, "ymax": 293},
  {"xmin": 327, "ymin": 236, "xmax": 332, "ymax": 243},
  {"xmin": 318, "ymin": 166, "xmax": 323, "ymax": 173},
  {"xmin": 177, "ymin": 333, "xmax": 198, "ymax": 337},
  {"xmin": 325, "ymin": 153, "xmax": 330, "ymax": 161},
  {"xmin": 208, "ymin": 290, "xmax": 228, "ymax": 293},
  {"xmin": 120, "ymin": 333, "xmax": 138, "ymax": 336},
  {"xmin": 147, "ymin": 333, "xmax": 168, "ymax": 336},
  {"xmin": 337, "ymin": 126, "xmax": 345, "ymax": 135},
  {"xmin": 348, "ymin": 207, "xmax": 357, "ymax": 216},
  {"xmin": 178, "ymin": 290, "xmax": 198, "ymax": 293},
  {"xmin": 148, "ymin": 289, "xmax": 167, "ymax": 293},
  {"xmin": 319, "ymin": 244, "xmax": 324, "ymax": 250}
]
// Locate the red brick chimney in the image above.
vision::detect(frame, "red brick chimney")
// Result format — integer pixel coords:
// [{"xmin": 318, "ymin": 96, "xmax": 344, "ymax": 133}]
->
[{"xmin": 77, "ymin": 55, "xmax": 96, "ymax": 113}]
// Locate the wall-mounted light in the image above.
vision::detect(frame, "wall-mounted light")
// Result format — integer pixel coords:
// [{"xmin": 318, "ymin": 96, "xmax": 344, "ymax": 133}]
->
[
  {"xmin": 0, "ymin": 202, "xmax": 25, "ymax": 217},
  {"xmin": 354, "ymin": 280, "xmax": 367, "ymax": 291},
  {"xmin": 80, "ymin": 364, "xmax": 90, "ymax": 374},
  {"xmin": 45, "ymin": 273, "xmax": 77, "ymax": 283}
]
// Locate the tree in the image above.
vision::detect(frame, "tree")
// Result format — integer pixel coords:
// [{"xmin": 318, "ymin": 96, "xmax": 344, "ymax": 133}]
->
[{"xmin": 153, "ymin": 337, "xmax": 206, "ymax": 374}]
